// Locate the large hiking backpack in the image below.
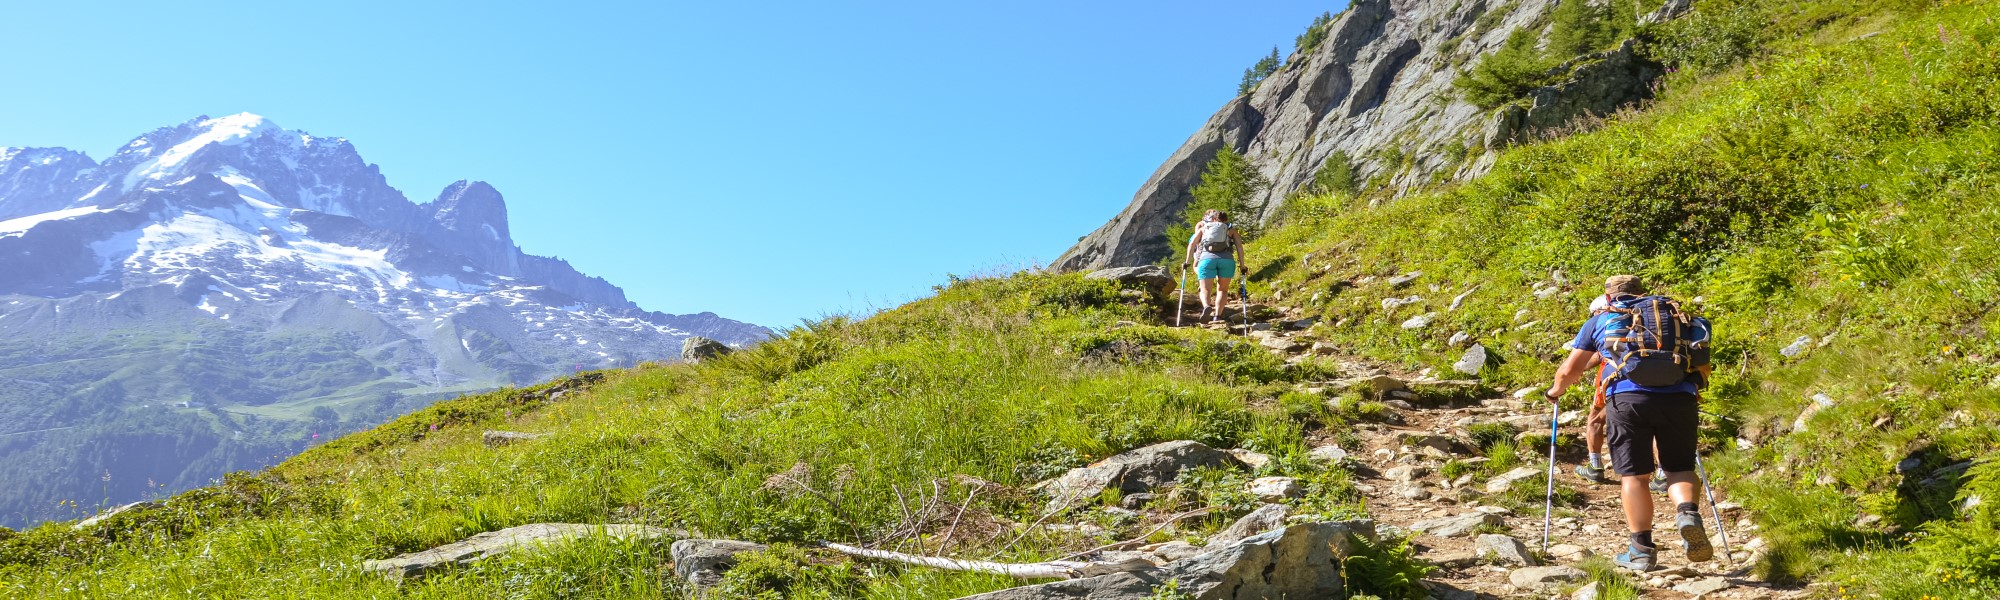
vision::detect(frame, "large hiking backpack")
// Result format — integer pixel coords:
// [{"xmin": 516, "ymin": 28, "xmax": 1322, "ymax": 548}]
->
[
  {"xmin": 1599, "ymin": 295, "xmax": 1713, "ymax": 388},
  {"xmin": 1197, "ymin": 221, "xmax": 1235, "ymax": 255}
]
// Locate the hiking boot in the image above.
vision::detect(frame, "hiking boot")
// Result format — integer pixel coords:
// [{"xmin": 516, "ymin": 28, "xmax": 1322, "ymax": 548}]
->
[
  {"xmin": 1614, "ymin": 543, "xmax": 1659, "ymax": 572},
  {"xmin": 1574, "ymin": 464, "xmax": 1613, "ymax": 483},
  {"xmin": 1649, "ymin": 477, "xmax": 1669, "ymax": 494},
  {"xmin": 1196, "ymin": 307, "xmax": 1211, "ymax": 323},
  {"xmin": 1678, "ymin": 512, "xmax": 1714, "ymax": 562}
]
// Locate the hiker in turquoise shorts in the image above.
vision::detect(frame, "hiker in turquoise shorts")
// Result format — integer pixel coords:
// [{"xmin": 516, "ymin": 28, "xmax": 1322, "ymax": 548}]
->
[{"xmin": 1179, "ymin": 209, "xmax": 1246, "ymax": 323}]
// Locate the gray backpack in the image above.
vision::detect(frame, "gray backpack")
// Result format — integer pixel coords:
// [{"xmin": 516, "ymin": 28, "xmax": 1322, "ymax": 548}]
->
[{"xmin": 1197, "ymin": 221, "xmax": 1234, "ymax": 254}]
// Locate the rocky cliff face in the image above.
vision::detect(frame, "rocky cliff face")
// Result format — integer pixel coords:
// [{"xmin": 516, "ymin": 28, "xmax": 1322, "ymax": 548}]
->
[{"xmin": 1058, "ymin": 0, "xmax": 1669, "ymax": 271}]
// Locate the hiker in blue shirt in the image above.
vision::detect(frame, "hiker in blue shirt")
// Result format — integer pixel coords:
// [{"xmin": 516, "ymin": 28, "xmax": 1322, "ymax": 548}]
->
[{"xmin": 1543, "ymin": 275, "xmax": 1715, "ymax": 572}]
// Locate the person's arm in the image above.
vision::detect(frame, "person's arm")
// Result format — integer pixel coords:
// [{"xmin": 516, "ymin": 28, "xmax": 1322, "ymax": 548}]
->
[
  {"xmin": 1232, "ymin": 229, "xmax": 1246, "ymax": 269},
  {"xmin": 1183, "ymin": 233, "xmax": 1200, "ymax": 269},
  {"xmin": 1546, "ymin": 349, "xmax": 1599, "ymax": 401}
]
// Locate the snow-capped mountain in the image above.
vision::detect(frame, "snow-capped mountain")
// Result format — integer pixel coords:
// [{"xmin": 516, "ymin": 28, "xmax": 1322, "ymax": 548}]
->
[{"xmin": 0, "ymin": 114, "xmax": 769, "ymax": 527}]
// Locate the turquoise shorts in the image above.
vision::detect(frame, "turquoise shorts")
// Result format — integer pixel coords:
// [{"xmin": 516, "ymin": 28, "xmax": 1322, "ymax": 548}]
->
[{"xmin": 1195, "ymin": 258, "xmax": 1236, "ymax": 280}]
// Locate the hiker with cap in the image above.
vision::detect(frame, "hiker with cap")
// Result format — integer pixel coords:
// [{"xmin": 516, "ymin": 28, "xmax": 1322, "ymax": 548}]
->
[
  {"xmin": 1543, "ymin": 275, "xmax": 1716, "ymax": 571},
  {"xmin": 1180, "ymin": 209, "xmax": 1246, "ymax": 323},
  {"xmin": 1571, "ymin": 295, "xmax": 1671, "ymax": 489}
]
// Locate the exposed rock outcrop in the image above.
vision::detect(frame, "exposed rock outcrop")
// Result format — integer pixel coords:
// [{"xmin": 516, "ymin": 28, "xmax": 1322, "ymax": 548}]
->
[
  {"xmin": 1058, "ymin": 0, "xmax": 1673, "ymax": 271},
  {"xmin": 362, "ymin": 523, "xmax": 676, "ymax": 580},
  {"xmin": 1036, "ymin": 440, "xmax": 1241, "ymax": 510},
  {"xmin": 956, "ymin": 520, "xmax": 1374, "ymax": 600},
  {"xmin": 681, "ymin": 336, "xmax": 733, "ymax": 361},
  {"xmin": 672, "ymin": 539, "xmax": 768, "ymax": 588}
]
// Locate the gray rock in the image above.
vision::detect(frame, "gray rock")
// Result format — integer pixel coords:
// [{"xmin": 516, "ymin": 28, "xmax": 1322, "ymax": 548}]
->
[
  {"xmin": 1485, "ymin": 466, "xmax": 1543, "ymax": 493},
  {"xmin": 1396, "ymin": 432, "xmax": 1454, "ymax": 454},
  {"xmin": 1475, "ymin": 533, "xmax": 1537, "ymax": 566},
  {"xmin": 1259, "ymin": 336, "xmax": 1306, "ymax": 352},
  {"xmin": 1509, "ymin": 565, "xmax": 1587, "ymax": 591},
  {"xmin": 1332, "ymin": 374, "xmax": 1407, "ymax": 397},
  {"xmin": 1053, "ymin": 0, "xmax": 1567, "ymax": 271},
  {"xmin": 1640, "ymin": 0, "xmax": 1693, "ymax": 25},
  {"xmin": 1407, "ymin": 512, "xmax": 1503, "ymax": 538},
  {"xmin": 1453, "ymin": 344, "xmax": 1487, "ymax": 376},
  {"xmin": 672, "ymin": 538, "xmax": 769, "ymax": 588},
  {"xmin": 1387, "ymin": 272, "xmax": 1423, "ymax": 287},
  {"xmin": 1084, "ymin": 265, "xmax": 1176, "ymax": 298},
  {"xmin": 1674, "ymin": 576, "xmax": 1731, "ymax": 597},
  {"xmin": 1306, "ymin": 445, "xmax": 1349, "ymax": 464},
  {"xmin": 1571, "ymin": 581, "xmax": 1605, "ymax": 600},
  {"xmin": 958, "ymin": 521, "xmax": 1373, "ymax": 600},
  {"xmin": 364, "ymin": 523, "xmax": 676, "ymax": 580},
  {"xmin": 1227, "ymin": 448, "xmax": 1273, "ymax": 470},
  {"xmin": 1392, "ymin": 484, "xmax": 1432, "ymax": 500},
  {"xmin": 1384, "ymin": 465, "xmax": 1428, "ymax": 482},
  {"xmin": 1400, "ymin": 313, "xmax": 1436, "ymax": 329},
  {"xmin": 1246, "ymin": 477, "xmax": 1303, "ymax": 502},
  {"xmin": 481, "ymin": 430, "xmax": 548, "ymax": 447},
  {"xmin": 1145, "ymin": 540, "xmax": 1206, "ymax": 562},
  {"xmin": 1209, "ymin": 503, "xmax": 1292, "ymax": 546},
  {"xmin": 681, "ymin": 336, "xmax": 732, "ymax": 361},
  {"xmin": 1119, "ymin": 493, "xmax": 1157, "ymax": 510},
  {"xmin": 1039, "ymin": 440, "xmax": 1240, "ymax": 510}
]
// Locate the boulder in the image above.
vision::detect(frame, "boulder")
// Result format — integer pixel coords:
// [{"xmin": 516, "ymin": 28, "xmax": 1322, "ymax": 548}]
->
[
  {"xmin": 1452, "ymin": 344, "xmax": 1487, "ymax": 376},
  {"xmin": 1407, "ymin": 512, "xmax": 1502, "ymax": 538},
  {"xmin": 1118, "ymin": 493, "xmax": 1156, "ymax": 510},
  {"xmin": 1085, "ymin": 266, "xmax": 1176, "ymax": 298},
  {"xmin": 1209, "ymin": 503, "xmax": 1291, "ymax": 546},
  {"xmin": 1039, "ymin": 441, "xmax": 1240, "ymax": 510},
  {"xmin": 1475, "ymin": 533, "xmax": 1537, "ymax": 566},
  {"xmin": 1509, "ymin": 565, "xmax": 1587, "ymax": 591},
  {"xmin": 1246, "ymin": 477, "xmax": 1303, "ymax": 502},
  {"xmin": 1485, "ymin": 466, "xmax": 1543, "ymax": 493},
  {"xmin": 672, "ymin": 539, "xmax": 769, "ymax": 588},
  {"xmin": 481, "ymin": 430, "xmax": 548, "ymax": 447},
  {"xmin": 1401, "ymin": 313, "xmax": 1436, "ymax": 329},
  {"xmin": 957, "ymin": 521, "xmax": 1374, "ymax": 600},
  {"xmin": 1260, "ymin": 336, "xmax": 1306, "ymax": 353},
  {"xmin": 681, "ymin": 336, "xmax": 732, "ymax": 361},
  {"xmin": 364, "ymin": 523, "xmax": 676, "ymax": 580},
  {"xmin": 1384, "ymin": 465, "xmax": 1428, "ymax": 483},
  {"xmin": 1144, "ymin": 540, "xmax": 1206, "ymax": 562}
]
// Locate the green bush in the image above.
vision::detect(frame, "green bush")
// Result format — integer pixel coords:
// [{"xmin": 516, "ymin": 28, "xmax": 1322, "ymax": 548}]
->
[{"xmin": 1343, "ymin": 533, "xmax": 1435, "ymax": 600}]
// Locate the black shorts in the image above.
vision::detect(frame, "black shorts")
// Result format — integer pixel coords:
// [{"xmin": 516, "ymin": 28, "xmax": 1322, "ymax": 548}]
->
[{"xmin": 1605, "ymin": 392, "xmax": 1699, "ymax": 476}]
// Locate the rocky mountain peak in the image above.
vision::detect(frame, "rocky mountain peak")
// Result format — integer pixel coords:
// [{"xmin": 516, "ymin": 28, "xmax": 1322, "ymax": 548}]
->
[{"xmin": 423, "ymin": 180, "xmax": 520, "ymax": 276}]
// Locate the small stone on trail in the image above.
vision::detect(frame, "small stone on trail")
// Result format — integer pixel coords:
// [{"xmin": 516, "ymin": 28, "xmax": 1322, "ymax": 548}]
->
[
  {"xmin": 1401, "ymin": 313, "xmax": 1436, "ymax": 329},
  {"xmin": 1475, "ymin": 533, "xmax": 1538, "ymax": 566},
  {"xmin": 1448, "ymin": 331, "xmax": 1472, "ymax": 347},
  {"xmin": 1384, "ymin": 465, "xmax": 1429, "ymax": 482},
  {"xmin": 1485, "ymin": 467, "xmax": 1542, "ymax": 493},
  {"xmin": 1393, "ymin": 484, "xmax": 1433, "ymax": 500},
  {"xmin": 1396, "ymin": 432, "xmax": 1454, "ymax": 454},
  {"xmin": 1309, "ymin": 341, "xmax": 1338, "ymax": 355},
  {"xmin": 1308, "ymin": 444, "xmax": 1348, "ymax": 463},
  {"xmin": 1408, "ymin": 512, "xmax": 1503, "ymax": 538},
  {"xmin": 1780, "ymin": 335, "xmax": 1813, "ymax": 357},
  {"xmin": 1571, "ymin": 581, "xmax": 1605, "ymax": 600},
  {"xmin": 1119, "ymin": 493, "xmax": 1155, "ymax": 510},
  {"xmin": 1672, "ymin": 576, "xmax": 1736, "ymax": 596},
  {"xmin": 1548, "ymin": 543, "xmax": 1589, "ymax": 559},
  {"xmin": 1509, "ymin": 565, "xmax": 1587, "ymax": 591}
]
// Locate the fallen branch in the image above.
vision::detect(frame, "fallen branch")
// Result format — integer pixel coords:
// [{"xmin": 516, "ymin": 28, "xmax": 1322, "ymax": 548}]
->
[{"xmin": 819, "ymin": 541, "xmax": 1154, "ymax": 580}]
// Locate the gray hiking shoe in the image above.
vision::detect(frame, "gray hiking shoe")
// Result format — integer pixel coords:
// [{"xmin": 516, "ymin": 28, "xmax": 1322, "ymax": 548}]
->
[
  {"xmin": 1574, "ymin": 464, "xmax": 1612, "ymax": 483},
  {"xmin": 1678, "ymin": 512, "xmax": 1714, "ymax": 562},
  {"xmin": 1615, "ymin": 543, "xmax": 1658, "ymax": 572},
  {"xmin": 1649, "ymin": 477, "xmax": 1669, "ymax": 494}
]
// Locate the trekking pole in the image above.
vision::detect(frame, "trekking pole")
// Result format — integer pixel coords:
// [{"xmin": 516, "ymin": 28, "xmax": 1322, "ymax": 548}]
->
[
  {"xmin": 1541, "ymin": 401, "xmax": 1560, "ymax": 552},
  {"xmin": 1237, "ymin": 278, "xmax": 1250, "ymax": 336},
  {"xmin": 1693, "ymin": 453, "xmax": 1736, "ymax": 565},
  {"xmin": 1175, "ymin": 266, "xmax": 1189, "ymax": 328}
]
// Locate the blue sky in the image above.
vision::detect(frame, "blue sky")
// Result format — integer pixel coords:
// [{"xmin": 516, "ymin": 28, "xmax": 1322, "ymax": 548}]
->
[{"xmin": 0, "ymin": 1, "xmax": 1342, "ymax": 328}]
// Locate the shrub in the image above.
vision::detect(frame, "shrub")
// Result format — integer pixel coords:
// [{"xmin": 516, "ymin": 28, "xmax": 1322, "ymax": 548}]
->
[{"xmin": 1343, "ymin": 533, "xmax": 1435, "ymax": 600}]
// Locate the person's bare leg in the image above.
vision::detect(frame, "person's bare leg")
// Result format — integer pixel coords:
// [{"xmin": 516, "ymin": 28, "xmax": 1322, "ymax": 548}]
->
[
  {"xmin": 1666, "ymin": 471, "xmax": 1698, "ymax": 505},
  {"xmin": 1216, "ymin": 277, "xmax": 1233, "ymax": 313},
  {"xmin": 1622, "ymin": 474, "xmax": 1656, "ymax": 532},
  {"xmin": 1587, "ymin": 408, "xmax": 1606, "ymax": 456}
]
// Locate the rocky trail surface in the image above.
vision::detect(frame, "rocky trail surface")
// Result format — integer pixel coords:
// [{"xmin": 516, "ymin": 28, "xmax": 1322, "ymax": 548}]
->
[{"xmin": 1161, "ymin": 292, "xmax": 1798, "ymax": 599}]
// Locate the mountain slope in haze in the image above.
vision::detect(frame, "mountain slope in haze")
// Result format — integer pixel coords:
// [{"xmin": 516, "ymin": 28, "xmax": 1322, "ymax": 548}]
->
[{"xmin": 0, "ymin": 114, "xmax": 769, "ymax": 528}]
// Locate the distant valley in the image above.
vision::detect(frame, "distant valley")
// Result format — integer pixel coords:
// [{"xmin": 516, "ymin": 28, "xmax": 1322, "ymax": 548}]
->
[{"xmin": 0, "ymin": 114, "xmax": 768, "ymax": 527}]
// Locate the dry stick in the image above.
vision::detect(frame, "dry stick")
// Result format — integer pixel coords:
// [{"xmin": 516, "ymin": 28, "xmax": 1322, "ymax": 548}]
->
[
  {"xmin": 987, "ymin": 488, "xmax": 1089, "ymax": 559},
  {"xmin": 820, "ymin": 542, "xmax": 1154, "ymax": 580},
  {"xmin": 935, "ymin": 487, "xmax": 981, "ymax": 554},
  {"xmin": 1052, "ymin": 506, "xmax": 1216, "ymax": 562}
]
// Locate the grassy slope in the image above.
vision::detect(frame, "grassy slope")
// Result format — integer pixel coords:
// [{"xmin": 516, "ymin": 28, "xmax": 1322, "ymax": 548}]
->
[
  {"xmin": 1250, "ymin": 0, "xmax": 2000, "ymax": 597},
  {"xmin": 5, "ymin": 1, "xmax": 2000, "ymax": 598}
]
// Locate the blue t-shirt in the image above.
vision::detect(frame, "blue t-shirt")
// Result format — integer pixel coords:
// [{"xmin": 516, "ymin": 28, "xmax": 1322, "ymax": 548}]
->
[{"xmin": 1571, "ymin": 312, "xmax": 1700, "ymax": 396}]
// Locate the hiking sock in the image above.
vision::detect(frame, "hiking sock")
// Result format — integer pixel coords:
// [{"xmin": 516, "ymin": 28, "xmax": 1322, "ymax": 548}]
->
[
  {"xmin": 1588, "ymin": 453, "xmax": 1604, "ymax": 469},
  {"xmin": 1631, "ymin": 530, "xmax": 1654, "ymax": 549},
  {"xmin": 1677, "ymin": 502, "xmax": 1700, "ymax": 515}
]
